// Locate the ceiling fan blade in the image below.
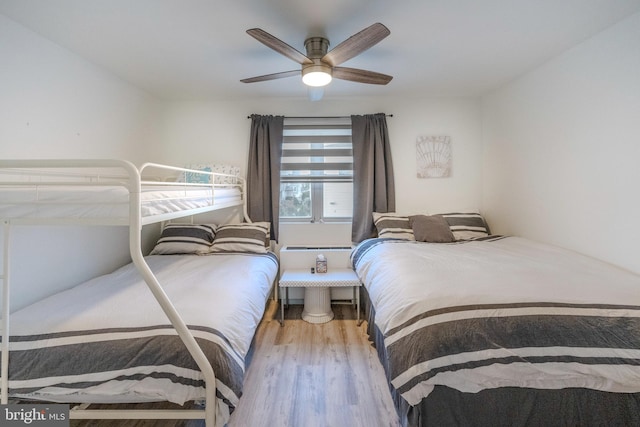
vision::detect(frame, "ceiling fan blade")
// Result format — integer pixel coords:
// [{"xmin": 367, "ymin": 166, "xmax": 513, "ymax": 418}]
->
[
  {"xmin": 332, "ymin": 67, "xmax": 393, "ymax": 85},
  {"xmin": 322, "ymin": 23, "xmax": 390, "ymax": 67},
  {"xmin": 246, "ymin": 28, "xmax": 313, "ymax": 65},
  {"xmin": 241, "ymin": 70, "xmax": 300, "ymax": 83}
]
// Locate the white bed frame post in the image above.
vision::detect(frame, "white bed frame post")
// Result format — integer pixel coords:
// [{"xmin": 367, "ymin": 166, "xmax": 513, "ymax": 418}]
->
[
  {"xmin": 1, "ymin": 220, "xmax": 11, "ymax": 404},
  {"xmin": 125, "ymin": 161, "xmax": 217, "ymax": 426},
  {"xmin": 242, "ymin": 179, "xmax": 251, "ymax": 224}
]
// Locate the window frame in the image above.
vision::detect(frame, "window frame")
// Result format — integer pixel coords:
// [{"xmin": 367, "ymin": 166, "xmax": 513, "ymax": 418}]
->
[{"xmin": 279, "ymin": 118, "xmax": 353, "ymax": 224}]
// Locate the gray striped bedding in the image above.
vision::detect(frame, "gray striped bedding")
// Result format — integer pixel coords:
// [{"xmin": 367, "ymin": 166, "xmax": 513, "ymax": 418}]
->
[
  {"xmin": 5, "ymin": 252, "xmax": 278, "ymax": 426},
  {"xmin": 351, "ymin": 237, "xmax": 640, "ymax": 426}
]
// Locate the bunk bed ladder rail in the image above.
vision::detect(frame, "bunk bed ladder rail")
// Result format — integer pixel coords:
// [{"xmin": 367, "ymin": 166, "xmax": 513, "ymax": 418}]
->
[
  {"xmin": 1, "ymin": 220, "xmax": 10, "ymax": 405},
  {"xmin": 69, "ymin": 160, "xmax": 218, "ymax": 427}
]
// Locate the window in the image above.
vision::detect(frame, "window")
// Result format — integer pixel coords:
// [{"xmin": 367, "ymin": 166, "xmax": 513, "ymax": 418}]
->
[{"xmin": 279, "ymin": 118, "xmax": 353, "ymax": 222}]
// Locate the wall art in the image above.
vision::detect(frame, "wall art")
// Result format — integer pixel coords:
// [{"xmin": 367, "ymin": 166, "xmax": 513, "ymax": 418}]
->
[{"xmin": 416, "ymin": 135, "xmax": 451, "ymax": 178}]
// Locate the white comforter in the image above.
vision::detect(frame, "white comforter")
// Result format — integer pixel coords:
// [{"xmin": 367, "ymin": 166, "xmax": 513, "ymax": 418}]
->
[
  {"xmin": 7, "ymin": 252, "xmax": 277, "ymax": 425},
  {"xmin": 352, "ymin": 236, "xmax": 640, "ymax": 405}
]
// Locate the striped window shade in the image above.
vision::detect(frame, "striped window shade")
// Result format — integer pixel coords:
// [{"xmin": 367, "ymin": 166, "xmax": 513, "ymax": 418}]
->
[{"xmin": 281, "ymin": 118, "xmax": 353, "ymax": 183}]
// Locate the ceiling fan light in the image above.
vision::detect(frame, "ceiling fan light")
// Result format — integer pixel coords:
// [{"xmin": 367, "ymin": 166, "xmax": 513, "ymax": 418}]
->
[
  {"xmin": 302, "ymin": 65, "xmax": 332, "ymax": 87},
  {"xmin": 303, "ymin": 71, "xmax": 332, "ymax": 87}
]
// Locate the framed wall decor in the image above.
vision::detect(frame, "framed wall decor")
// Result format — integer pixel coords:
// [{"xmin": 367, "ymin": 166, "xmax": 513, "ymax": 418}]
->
[{"xmin": 416, "ymin": 135, "xmax": 451, "ymax": 178}]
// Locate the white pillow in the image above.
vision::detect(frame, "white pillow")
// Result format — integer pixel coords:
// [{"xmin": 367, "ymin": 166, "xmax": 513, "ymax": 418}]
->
[{"xmin": 180, "ymin": 164, "xmax": 241, "ymax": 184}]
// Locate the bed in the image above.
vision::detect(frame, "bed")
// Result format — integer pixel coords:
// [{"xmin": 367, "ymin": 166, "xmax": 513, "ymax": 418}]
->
[
  {"xmin": 0, "ymin": 159, "xmax": 277, "ymax": 427},
  {"xmin": 8, "ymin": 249, "xmax": 277, "ymax": 424},
  {"xmin": 351, "ymin": 213, "xmax": 640, "ymax": 427}
]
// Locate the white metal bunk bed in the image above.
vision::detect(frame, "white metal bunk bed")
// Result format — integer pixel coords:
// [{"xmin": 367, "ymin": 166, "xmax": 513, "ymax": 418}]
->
[{"xmin": 0, "ymin": 158, "xmax": 254, "ymax": 426}]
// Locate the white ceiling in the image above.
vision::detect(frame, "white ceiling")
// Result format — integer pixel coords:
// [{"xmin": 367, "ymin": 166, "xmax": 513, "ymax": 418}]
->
[{"xmin": 2, "ymin": 0, "xmax": 639, "ymax": 101}]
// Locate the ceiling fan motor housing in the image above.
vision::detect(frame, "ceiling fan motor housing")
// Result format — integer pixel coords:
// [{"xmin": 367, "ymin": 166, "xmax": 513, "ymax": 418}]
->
[
  {"xmin": 302, "ymin": 37, "xmax": 333, "ymax": 86},
  {"xmin": 304, "ymin": 37, "xmax": 330, "ymax": 58}
]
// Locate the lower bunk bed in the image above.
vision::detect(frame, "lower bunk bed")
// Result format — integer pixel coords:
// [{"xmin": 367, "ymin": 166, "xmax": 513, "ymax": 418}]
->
[
  {"xmin": 0, "ymin": 159, "xmax": 271, "ymax": 425},
  {"xmin": 6, "ymin": 247, "xmax": 278, "ymax": 426},
  {"xmin": 351, "ymin": 235, "xmax": 640, "ymax": 427}
]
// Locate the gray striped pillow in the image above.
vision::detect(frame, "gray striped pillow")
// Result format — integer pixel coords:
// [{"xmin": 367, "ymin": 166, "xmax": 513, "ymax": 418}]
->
[
  {"xmin": 150, "ymin": 224, "xmax": 217, "ymax": 255},
  {"xmin": 210, "ymin": 222, "xmax": 270, "ymax": 253},
  {"xmin": 440, "ymin": 212, "xmax": 489, "ymax": 240},
  {"xmin": 372, "ymin": 212, "xmax": 415, "ymax": 241}
]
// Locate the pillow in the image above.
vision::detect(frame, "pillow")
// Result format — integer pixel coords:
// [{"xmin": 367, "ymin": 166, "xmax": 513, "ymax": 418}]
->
[
  {"xmin": 409, "ymin": 215, "xmax": 455, "ymax": 243},
  {"xmin": 210, "ymin": 222, "xmax": 270, "ymax": 254},
  {"xmin": 150, "ymin": 224, "xmax": 217, "ymax": 255},
  {"xmin": 439, "ymin": 212, "xmax": 490, "ymax": 240},
  {"xmin": 210, "ymin": 164, "xmax": 241, "ymax": 185},
  {"xmin": 181, "ymin": 164, "xmax": 241, "ymax": 184},
  {"xmin": 372, "ymin": 212, "xmax": 415, "ymax": 241}
]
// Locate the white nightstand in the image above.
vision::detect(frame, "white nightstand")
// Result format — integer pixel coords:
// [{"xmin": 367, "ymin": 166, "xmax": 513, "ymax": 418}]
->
[{"xmin": 279, "ymin": 268, "xmax": 362, "ymax": 326}]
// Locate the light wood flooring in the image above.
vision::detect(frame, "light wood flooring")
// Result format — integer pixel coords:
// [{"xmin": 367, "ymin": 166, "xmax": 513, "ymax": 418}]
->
[{"xmin": 70, "ymin": 301, "xmax": 400, "ymax": 427}]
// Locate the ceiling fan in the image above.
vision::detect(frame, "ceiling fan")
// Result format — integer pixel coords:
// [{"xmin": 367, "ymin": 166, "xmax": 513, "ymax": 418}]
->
[{"xmin": 241, "ymin": 22, "xmax": 393, "ymax": 96}]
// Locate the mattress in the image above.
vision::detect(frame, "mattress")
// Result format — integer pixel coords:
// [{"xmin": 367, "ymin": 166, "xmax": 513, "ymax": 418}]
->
[
  {"xmin": 5, "ymin": 252, "xmax": 278, "ymax": 426},
  {"xmin": 0, "ymin": 185, "xmax": 242, "ymax": 220},
  {"xmin": 351, "ymin": 236, "xmax": 640, "ymax": 425}
]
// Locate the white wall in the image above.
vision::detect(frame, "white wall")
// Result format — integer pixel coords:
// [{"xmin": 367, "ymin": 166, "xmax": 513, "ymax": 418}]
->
[
  {"xmin": 0, "ymin": 14, "xmax": 164, "ymax": 310},
  {"xmin": 160, "ymin": 96, "xmax": 483, "ymax": 245},
  {"xmin": 387, "ymin": 98, "xmax": 483, "ymax": 215},
  {"xmin": 482, "ymin": 12, "xmax": 640, "ymax": 274},
  {"xmin": 0, "ymin": 15, "xmax": 162, "ymax": 162}
]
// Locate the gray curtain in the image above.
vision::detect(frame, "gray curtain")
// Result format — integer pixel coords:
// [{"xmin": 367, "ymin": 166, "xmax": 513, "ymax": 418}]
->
[
  {"xmin": 247, "ymin": 114, "xmax": 284, "ymax": 241},
  {"xmin": 351, "ymin": 113, "xmax": 395, "ymax": 242}
]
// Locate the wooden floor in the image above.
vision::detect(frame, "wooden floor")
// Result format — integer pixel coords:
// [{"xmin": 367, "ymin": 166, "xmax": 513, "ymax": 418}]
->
[{"xmin": 70, "ymin": 301, "xmax": 400, "ymax": 427}]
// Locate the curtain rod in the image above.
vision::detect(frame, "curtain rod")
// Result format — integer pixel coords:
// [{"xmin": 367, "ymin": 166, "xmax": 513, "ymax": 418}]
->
[{"xmin": 247, "ymin": 114, "xmax": 393, "ymax": 119}]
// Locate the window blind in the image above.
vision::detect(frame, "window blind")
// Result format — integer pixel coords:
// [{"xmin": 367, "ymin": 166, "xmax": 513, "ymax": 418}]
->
[{"xmin": 281, "ymin": 119, "xmax": 353, "ymax": 183}]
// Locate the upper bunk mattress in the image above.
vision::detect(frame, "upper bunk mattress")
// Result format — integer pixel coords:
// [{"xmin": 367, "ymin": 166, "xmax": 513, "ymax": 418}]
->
[{"xmin": 0, "ymin": 185, "xmax": 242, "ymax": 220}]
